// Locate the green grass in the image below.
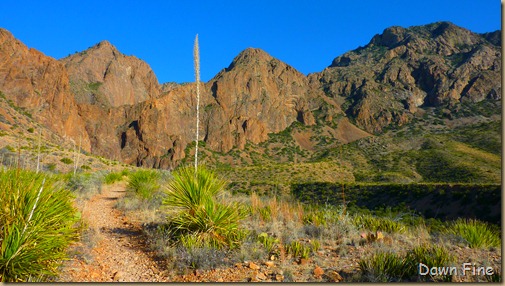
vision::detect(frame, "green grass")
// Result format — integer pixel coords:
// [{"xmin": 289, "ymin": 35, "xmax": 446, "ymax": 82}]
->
[
  {"xmin": 448, "ymin": 219, "xmax": 501, "ymax": 248},
  {"xmin": 127, "ymin": 169, "xmax": 161, "ymax": 199},
  {"xmin": 256, "ymin": 232, "xmax": 279, "ymax": 253},
  {"xmin": 359, "ymin": 245, "xmax": 453, "ymax": 282},
  {"xmin": 353, "ymin": 214, "xmax": 407, "ymax": 233},
  {"xmin": 359, "ymin": 251, "xmax": 406, "ymax": 282},
  {"xmin": 0, "ymin": 169, "xmax": 79, "ymax": 282},
  {"xmin": 286, "ymin": 240, "xmax": 311, "ymax": 259},
  {"xmin": 104, "ymin": 170, "xmax": 127, "ymax": 184}
]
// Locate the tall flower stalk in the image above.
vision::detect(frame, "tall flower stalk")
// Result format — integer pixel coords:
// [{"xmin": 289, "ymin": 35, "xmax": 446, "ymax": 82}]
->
[{"xmin": 193, "ymin": 34, "xmax": 200, "ymax": 174}]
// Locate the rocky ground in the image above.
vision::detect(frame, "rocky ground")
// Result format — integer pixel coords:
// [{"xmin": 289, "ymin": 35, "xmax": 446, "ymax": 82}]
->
[
  {"xmin": 55, "ymin": 183, "xmax": 360, "ymax": 282},
  {"xmin": 56, "ymin": 183, "xmax": 169, "ymax": 282},
  {"xmin": 56, "ymin": 182, "xmax": 501, "ymax": 282}
]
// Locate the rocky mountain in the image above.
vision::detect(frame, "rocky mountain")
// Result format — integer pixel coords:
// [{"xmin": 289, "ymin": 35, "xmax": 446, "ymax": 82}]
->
[
  {"xmin": 118, "ymin": 48, "xmax": 326, "ymax": 168},
  {"xmin": 61, "ymin": 41, "xmax": 161, "ymax": 107},
  {"xmin": 311, "ymin": 22, "xmax": 501, "ymax": 133},
  {"xmin": 58, "ymin": 41, "xmax": 163, "ymax": 162},
  {"xmin": 0, "ymin": 22, "xmax": 501, "ymax": 172},
  {"xmin": 0, "ymin": 28, "xmax": 91, "ymax": 151}
]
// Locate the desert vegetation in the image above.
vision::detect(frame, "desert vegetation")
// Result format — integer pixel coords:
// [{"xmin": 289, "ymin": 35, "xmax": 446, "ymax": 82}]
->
[
  {"xmin": 0, "ymin": 149, "xmax": 501, "ymax": 282},
  {"xmin": 105, "ymin": 166, "xmax": 500, "ymax": 282},
  {"xmin": 0, "ymin": 20, "xmax": 500, "ymax": 282},
  {"xmin": 0, "ymin": 169, "xmax": 79, "ymax": 282}
]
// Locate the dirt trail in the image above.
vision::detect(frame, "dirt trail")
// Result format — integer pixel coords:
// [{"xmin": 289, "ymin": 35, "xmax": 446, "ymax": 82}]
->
[{"xmin": 57, "ymin": 183, "xmax": 170, "ymax": 282}]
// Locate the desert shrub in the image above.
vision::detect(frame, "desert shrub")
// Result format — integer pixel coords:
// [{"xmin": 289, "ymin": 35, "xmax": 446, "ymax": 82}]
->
[
  {"xmin": 353, "ymin": 214, "xmax": 407, "ymax": 233},
  {"xmin": 127, "ymin": 169, "xmax": 160, "ymax": 199},
  {"xmin": 303, "ymin": 209, "xmax": 327, "ymax": 226},
  {"xmin": 233, "ymin": 240, "xmax": 268, "ymax": 262},
  {"xmin": 359, "ymin": 245, "xmax": 453, "ymax": 282},
  {"xmin": 104, "ymin": 171, "xmax": 124, "ymax": 184},
  {"xmin": 447, "ymin": 219, "xmax": 500, "ymax": 248},
  {"xmin": 256, "ymin": 232, "xmax": 279, "ymax": 253},
  {"xmin": 163, "ymin": 166, "xmax": 247, "ymax": 249},
  {"xmin": 60, "ymin": 157, "xmax": 73, "ymax": 165},
  {"xmin": 403, "ymin": 245, "xmax": 454, "ymax": 281},
  {"xmin": 65, "ymin": 172, "xmax": 103, "ymax": 200},
  {"xmin": 116, "ymin": 191, "xmax": 165, "ymax": 212},
  {"xmin": 359, "ymin": 251, "xmax": 406, "ymax": 282},
  {"xmin": 286, "ymin": 240, "xmax": 311, "ymax": 259},
  {"xmin": 174, "ymin": 244, "xmax": 229, "ymax": 270},
  {"xmin": 0, "ymin": 169, "xmax": 79, "ymax": 282}
]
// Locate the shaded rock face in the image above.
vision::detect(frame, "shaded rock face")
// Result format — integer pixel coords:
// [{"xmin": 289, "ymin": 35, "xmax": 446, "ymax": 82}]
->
[
  {"xmin": 314, "ymin": 21, "xmax": 501, "ymax": 133},
  {"xmin": 204, "ymin": 48, "xmax": 317, "ymax": 152},
  {"xmin": 61, "ymin": 41, "xmax": 160, "ymax": 107},
  {"xmin": 0, "ymin": 28, "xmax": 91, "ymax": 150},
  {"xmin": 59, "ymin": 41, "xmax": 163, "ymax": 161},
  {"xmin": 122, "ymin": 49, "xmax": 322, "ymax": 168}
]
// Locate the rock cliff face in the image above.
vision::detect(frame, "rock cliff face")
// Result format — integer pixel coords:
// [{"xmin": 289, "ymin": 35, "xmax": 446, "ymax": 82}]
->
[
  {"xmin": 204, "ymin": 48, "xmax": 318, "ymax": 152},
  {"xmin": 0, "ymin": 21, "xmax": 500, "ymax": 169},
  {"xmin": 120, "ymin": 48, "xmax": 324, "ymax": 168},
  {"xmin": 0, "ymin": 28, "xmax": 91, "ymax": 150},
  {"xmin": 58, "ymin": 41, "xmax": 163, "ymax": 160},
  {"xmin": 311, "ymin": 22, "xmax": 501, "ymax": 133},
  {"xmin": 62, "ymin": 41, "xmax": 160, "ymax": 107}
]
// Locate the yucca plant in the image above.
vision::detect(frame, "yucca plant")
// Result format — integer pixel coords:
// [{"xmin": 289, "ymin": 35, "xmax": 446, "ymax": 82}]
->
[
  {"xmin": 257, "ymin": 232, "xmax": 279, "ymax": 253},
  {"xmin": 353, "ymin": 214, "xmax": 407, "ymax": 233},
  {"xmin": 448, "ymin": 219, "xmax": 501, "ymax": 248},
  {"xmin": 360, "ymin": 245, "xmax": 454, "ymax": 282},
  {"xmin": 163, "ymin": 166, "xmax": 247, "ymax": 249},
  {"xmin": 359, "ymin": 251, "xmax": 406, "ymax": 282},
  {"xmin": 286, "ymin": 240, "xmax": 311, "ymax": 259},
  {"xmin": 403, "ymin": 245, "xmax": 454, "ymax": 281},
  {"xmin": 0, "ymin": 169, "xmax": 79, "ymax": 282},
  {"xmin": 104, "ymin": 171, "xmax": 124, "ymax": 184}
]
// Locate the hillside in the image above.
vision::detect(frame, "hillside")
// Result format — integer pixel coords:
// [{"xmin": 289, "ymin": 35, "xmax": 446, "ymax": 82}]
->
[{"xmin": 0, "ymin": 22, "xmax": 501, "ymax": 184}]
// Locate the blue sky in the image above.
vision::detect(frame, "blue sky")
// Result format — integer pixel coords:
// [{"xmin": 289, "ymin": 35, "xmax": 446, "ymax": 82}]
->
[{"xmin": 2, "ymin": 1, "xmax": 501, "ymax": 84}]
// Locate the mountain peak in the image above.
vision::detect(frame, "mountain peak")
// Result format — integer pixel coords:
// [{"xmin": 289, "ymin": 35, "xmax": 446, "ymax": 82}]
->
[
  {"xmin": 234, "ymin": 47, "xmax": 272, "ymax": 62},
  {"xmin": 92, "ymin": 40, "xmax": 119, "ymax": 53},
  {"xmin": 225, "ymin": 48, "xmax": 274, "ymax": 71},
  {"xmin": 0, "ymin": 28, "xmax": 14, "ymax": 39}
]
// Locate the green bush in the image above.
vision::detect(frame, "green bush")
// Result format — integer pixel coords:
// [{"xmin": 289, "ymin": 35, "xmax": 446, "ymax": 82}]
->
[
  {"xmin": 127, "ymin": 169, "xmax": 160, "ymax": 199},
  {"xmin": 286, "ymin": 240, "xmax": 311, "ymax": 259},
  {"xmin": 257, "ymin": 232, "xmax": 278, "ymax": 253},
  {"xmin": 104, "ymin": 171, "xmax": 124, "ymax": 184},
  {"xmin": 65, "ymin": 172, "xmax": 103, "ymax": 200},
  {"xmin": 448, "ymin": 219, "xmax": 500, "ymax": 248},
  {"xmin": 0, "ymin": 169, "xmax": 79, "ymax": 282},
  {"xmin": 163, "ymin": 166, "xmax": 247, "ymax": 249},
  {"xmin": 353, "ymin": 214, "xmax": 407, "ymax": 233},
  {"xmin": 60, "ymin": 157, "xmax": 73, "ymax": 165},
  {"xmin": 359, "ymin": 251, "xmax": 406, "ymax": 282},
  {"xmin": 404, "ymin": 245, "xmax": 454, "ymax": 281},
  {"xmin": 359, "ymin": 245, "xmax": 453, "ymax": 282}
]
